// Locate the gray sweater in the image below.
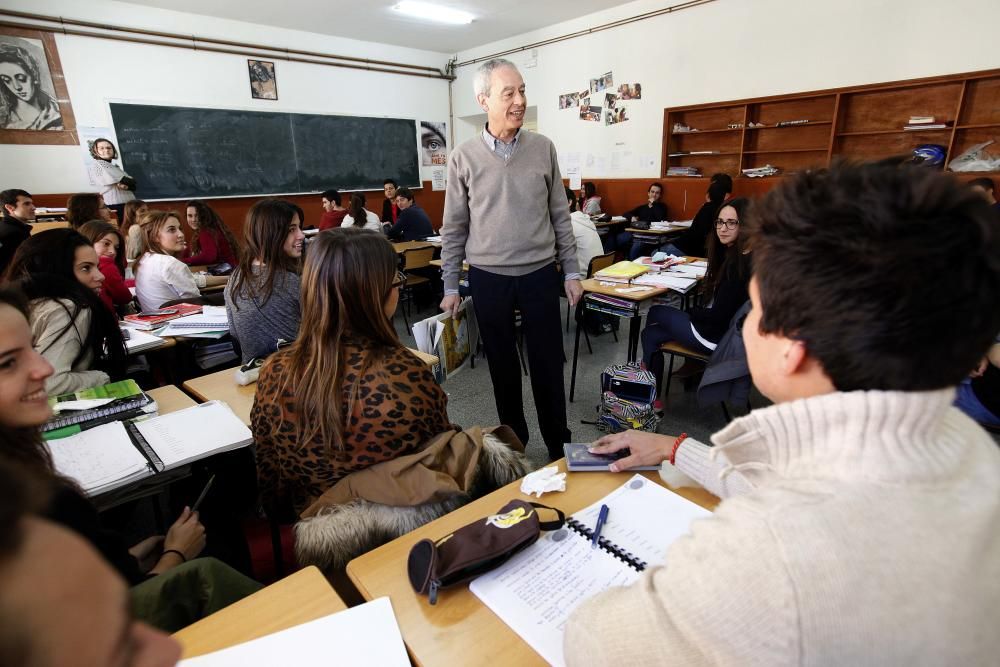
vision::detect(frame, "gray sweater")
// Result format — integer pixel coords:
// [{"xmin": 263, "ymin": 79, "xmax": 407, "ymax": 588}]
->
[
  {"xmin": 440, "ymin": 130, "xmax": 579, "ymax": 292},
  {"xmin": 224, "ymin": 265, "xmax": 301, "ymax": 363}
]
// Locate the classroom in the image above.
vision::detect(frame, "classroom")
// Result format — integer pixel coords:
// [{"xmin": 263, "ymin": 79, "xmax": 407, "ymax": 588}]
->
[{"xmin": 0, "ymin": 0, "xmax": 999, "ymax": 665}]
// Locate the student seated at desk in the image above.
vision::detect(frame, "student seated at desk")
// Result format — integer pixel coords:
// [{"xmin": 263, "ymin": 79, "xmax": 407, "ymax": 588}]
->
[
  {"xmin": 134, "ymin": 211, "xmax": 228, "ymax": 311},
  {"xmin": 615, "ymin": 181, "xmax": 668, "ymax": 259},
  {"xmin": 566, "ymin": 186, "xmax": 603, "ymax": 271},
  {"xmin": 252, "ymin": 228, "xmax": 453, "ymax": 516},
  {"xmin": 386, "ymin": 187, "xmax": 434, "ymax": 241},
  {"xmin": 181, "ymin": 200, "xmax": 239, "ymax": 268},
  {"xmin": 79, "ymin": 220, "xmax": 133, "ymax": 315},
  {"xmin": 4, "ymin": 229, "xmax": 126, "ymax": 394},
  {"xmin": 0, "ymin": 286, "xmax": 259, "ymax": 633},
  {"xmin": 660, "ymin": 173, "xmax": 732, "ymax": 258},
  {"xmin": 579, "ymin": 181, "xmax": 603, "ymax": 216},
  {"xmin": 568, "ymin": 161, "xmax": 1000, "ymax": 666},
  {"xmin": 641, "ymin": 197, "xmax": 751, "ymax": 401},
  {"xmin": 225, "ymin": 198, "xmax": 304, "ymax": 363},
  {"xmin": 121, "ymin": 198, "xmax": 150, "ymax": 261},
  {"xmin": 0, "ymin": 459, "xmax": 183, "ymax": 667},
  {"xmin": 66, "ymin": 192, "xmax": 112, "ymax": 229},
  {"xmin": 342, "ymin": 193, "xmax": 383, "ymax": 232}
]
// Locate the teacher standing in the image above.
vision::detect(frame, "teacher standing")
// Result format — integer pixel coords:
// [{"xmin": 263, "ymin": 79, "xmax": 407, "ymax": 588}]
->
[
  {"xmin": 440, "ymin": 58, "xmax": 582, "ymax": 460},
  {"xmin": 87, "ymin": 137, "xmax": 136, "ymax": 222}
]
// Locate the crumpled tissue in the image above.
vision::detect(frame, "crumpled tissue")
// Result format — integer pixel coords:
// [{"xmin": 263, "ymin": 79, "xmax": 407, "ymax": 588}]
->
[{"xmin": 519, "ymin": 466, "xmax": 567, "ymax": 497}]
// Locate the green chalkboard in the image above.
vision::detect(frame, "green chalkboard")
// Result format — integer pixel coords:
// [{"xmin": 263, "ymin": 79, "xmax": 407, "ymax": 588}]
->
[{"xmin": 109, "ymin": 103, "xmax": 420, "ymax": 200}]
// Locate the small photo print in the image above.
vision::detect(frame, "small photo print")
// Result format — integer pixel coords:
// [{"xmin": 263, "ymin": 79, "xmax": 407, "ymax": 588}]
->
[
  {"xmin": 618, "ymin": 83, "xmax": 642, "ymax": 100},
  {"xmin": 558, "ymin": 92, "xmax": 581, "ymax": 109},
  {"xmin": 580, "ymin": 96, "xmax": 590, "ymax": 107},
  {"xmin": 248, "ymin": 59, "xmax": 277, "ymax": 100},
  {"xmin": 605, "ymin": 92, "xmax": 620, "ymax": 109},
  {"xmin": 589, "ymin": 71, "xmax": 613, "ymax": 95},
  {"xmin": 579, "ymin": 105, "xmax": 602, "ymax": 122},
  {"xmin": 605, "ymin": 106, "xmax": 629, "ymax": 126}
]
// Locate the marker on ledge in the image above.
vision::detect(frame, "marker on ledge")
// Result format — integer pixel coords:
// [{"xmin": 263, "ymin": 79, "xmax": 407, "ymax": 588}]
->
[{"xmin": 592, "ymin": 504, "xmax": 610, "ymax": 549}]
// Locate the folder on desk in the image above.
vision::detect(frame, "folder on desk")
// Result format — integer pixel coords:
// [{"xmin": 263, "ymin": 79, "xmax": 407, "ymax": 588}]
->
[
  {"xmin": 593, "ymin": 260, "xmax": 650, "ymax": 281},
  {"xmin": 469, "ymin": 475, "xmax": 710, "ymax": 667}
]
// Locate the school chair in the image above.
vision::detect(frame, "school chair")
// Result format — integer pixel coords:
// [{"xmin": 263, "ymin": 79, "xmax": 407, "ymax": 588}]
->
[
  {"xmin": 398, "ymin": 246, "xmax": 436, "ymax": 331},
  {"xmin": 657, "ymin": 341, "xmax": 741, "ymax": 422}
]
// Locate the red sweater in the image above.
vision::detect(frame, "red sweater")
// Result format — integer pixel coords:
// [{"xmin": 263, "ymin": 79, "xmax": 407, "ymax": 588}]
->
[
  {"xmin": 98, "ymin": 255, "xmax": 132, "ymax": 313},
  {"xmin": 181, "ymin": 229, "xmax": 237, "ymax": 266},
  {"xmin": 318, "ymin": 209, "xmax": 348, "ymax": 231}
]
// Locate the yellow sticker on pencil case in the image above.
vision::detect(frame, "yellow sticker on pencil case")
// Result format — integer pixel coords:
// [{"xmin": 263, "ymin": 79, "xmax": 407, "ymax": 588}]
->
[{"xmin": 485, "ymin": 507, "xmax": 534, "ymax": 529}]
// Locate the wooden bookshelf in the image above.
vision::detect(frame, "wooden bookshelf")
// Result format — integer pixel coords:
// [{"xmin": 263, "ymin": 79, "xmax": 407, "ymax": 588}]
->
[{"xmin": 662, "ymin": 68, "xmax": 1000, "ymax": 179}]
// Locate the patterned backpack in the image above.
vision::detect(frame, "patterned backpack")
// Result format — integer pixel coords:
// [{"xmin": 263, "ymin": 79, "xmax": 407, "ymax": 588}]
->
[{"xmin": 595, "ymin": 362, "xmax": 659, "ymax": 433}]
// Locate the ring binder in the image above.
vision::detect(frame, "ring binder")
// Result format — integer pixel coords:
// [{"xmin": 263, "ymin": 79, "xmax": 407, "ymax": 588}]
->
[{"xmin": 565, "ymin": 517, "xmax": 647, "ymax": 571}]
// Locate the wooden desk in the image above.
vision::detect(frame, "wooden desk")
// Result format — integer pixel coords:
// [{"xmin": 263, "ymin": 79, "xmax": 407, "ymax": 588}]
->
[
  {"xmin": 183, "ymin": 348, "xmax": 441, "ymax": 425},
  {"xmin": 347, "ymin": 460, "xmax": 718, "ymax": 667},
  {"xmin": 147, "ymin": 384, "xmax": 198, "ymax": 414},
  {"xmin": 30, "ymin": 220, "xmax": 70, "ymax": 234},
  {"xmin": 174, "ymin": 565, "xmax": 347, "ymax": 659},
  {"xmin": 393, "ymin": 240, "xmax": 435, "ymax": 254}
]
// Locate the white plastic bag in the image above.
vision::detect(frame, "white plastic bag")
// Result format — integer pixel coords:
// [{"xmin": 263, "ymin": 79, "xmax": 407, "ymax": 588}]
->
[{"xmin": 948, "ymin": 140, "xmax": 1000, "ymax": 172}]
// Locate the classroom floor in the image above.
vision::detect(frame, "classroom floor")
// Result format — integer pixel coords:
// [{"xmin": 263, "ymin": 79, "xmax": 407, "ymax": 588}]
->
[{"xmin": 394, "ymin": 299, "xmax": 759, "ymax": 470}]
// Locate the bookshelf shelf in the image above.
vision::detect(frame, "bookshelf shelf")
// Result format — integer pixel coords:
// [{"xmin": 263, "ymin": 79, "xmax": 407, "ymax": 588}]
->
[{"xmin": 662, "ymin": 67, "xmax": 1000, "ymax": 180}]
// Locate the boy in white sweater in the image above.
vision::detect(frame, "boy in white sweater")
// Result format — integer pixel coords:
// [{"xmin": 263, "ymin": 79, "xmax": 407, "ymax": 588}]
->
[{"xmin": 567, "ymin": 161, "xmax": 1000, "ymax": 666}]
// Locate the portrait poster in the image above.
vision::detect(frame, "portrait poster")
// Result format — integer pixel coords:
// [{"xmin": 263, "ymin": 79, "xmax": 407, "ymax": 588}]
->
[
  {"xmin": 78, "ymin": 126, "xmax": 114, "ymax": 186},
  {"xmin": 420, "ymin": 120, "xmax": 447, "ymax": 166},
  {"xmin": 0, "ymin": 28, "xmax": 77, "ymax": 145},
  {"xmin": 248, "ymin": 59, "xmax": 278, "ymax": 100}
]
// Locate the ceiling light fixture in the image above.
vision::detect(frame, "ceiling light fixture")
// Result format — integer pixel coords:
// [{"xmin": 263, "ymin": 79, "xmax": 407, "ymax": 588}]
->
[{"xmin": 392, "ymin": 1, "xmax": 474, "ymax": 25}]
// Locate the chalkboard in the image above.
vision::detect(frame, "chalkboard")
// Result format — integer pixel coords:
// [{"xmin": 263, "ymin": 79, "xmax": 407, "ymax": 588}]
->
[{"xmin": 109, "ymin": 103, "xmax": 420, "ymax": 200}]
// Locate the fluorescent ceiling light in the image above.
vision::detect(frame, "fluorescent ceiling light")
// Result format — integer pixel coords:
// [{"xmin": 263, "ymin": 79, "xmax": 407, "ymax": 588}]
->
[{"xmin": 392, "ymin": 2, "xmax": 474, "ymax": 25}]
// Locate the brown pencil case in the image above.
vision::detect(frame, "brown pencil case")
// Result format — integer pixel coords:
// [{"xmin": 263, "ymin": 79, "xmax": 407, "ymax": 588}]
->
[{"xmin": 407, "ymin": 499, "xmax": 565, "ymax": 605}]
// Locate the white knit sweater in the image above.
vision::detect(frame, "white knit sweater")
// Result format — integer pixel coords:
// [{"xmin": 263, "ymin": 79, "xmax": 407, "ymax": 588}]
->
[{"xmin": 565, "ymin": 389, "xmax": 1000, "ymax": 666}]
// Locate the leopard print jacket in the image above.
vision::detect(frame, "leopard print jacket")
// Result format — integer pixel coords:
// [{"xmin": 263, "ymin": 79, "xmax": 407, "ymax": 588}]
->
[{"xmin": 251, "ymin": 341, "xmax": 452, "ymax": 515}]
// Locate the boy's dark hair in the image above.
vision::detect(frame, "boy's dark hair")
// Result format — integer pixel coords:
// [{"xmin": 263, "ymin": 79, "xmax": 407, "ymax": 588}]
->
[
  {"xmin": 0, "ymin": 189, "xmax": 30, "ymax": 211},
  {"xmin": 749, "ymin": 161, "xmax": 1000, "ymax": 392},
  {"xmin": 709, "ymin": 173, "xmax": 733, "ymax": 194},
  {"xmin": 395, "ymin": 187, "xmax": 414, "ymax": 202},
  {"xmin": 968, "ymin": 177, "xmax": 995, "ymax": 194},
  {"xmin": 384, "ymin": 178, "xmax": 397, "ymax": 187},
  {"xmin": 707, "ymin": 180, "xmax": 730, "ymax": 203},
  {"xmin": 648, "ymin": 182, "xmax": 663, "ymax": 193},
  {"xmin": 321, "ymin": 190, "xmax": 341, "ymax": 205},
  {"xmin": 565, "ymin": 186, "xmax": 577, "ymax": 211}
]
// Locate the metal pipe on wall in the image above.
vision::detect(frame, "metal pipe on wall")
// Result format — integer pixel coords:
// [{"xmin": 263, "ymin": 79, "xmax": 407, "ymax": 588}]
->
[{"xmin": 0, "ymin": 9, "xmax": 454, "ymax": 80}]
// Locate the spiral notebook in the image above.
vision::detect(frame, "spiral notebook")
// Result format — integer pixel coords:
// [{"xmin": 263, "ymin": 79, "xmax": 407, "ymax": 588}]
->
[{"xmin": 469, "ymin": 475, "xmax": 711, "ymax": 667}]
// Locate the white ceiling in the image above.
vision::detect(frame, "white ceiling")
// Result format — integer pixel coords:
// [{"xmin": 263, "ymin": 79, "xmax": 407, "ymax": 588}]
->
[{"xmin": 120, "ymin": 0, "xmax": 632, "ymax": 54}]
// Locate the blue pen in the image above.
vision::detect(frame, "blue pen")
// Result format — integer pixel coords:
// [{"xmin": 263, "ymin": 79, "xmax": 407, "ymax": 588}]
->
[{"xmin": 592, "ymin": 504, "xmax": 610, "ymax": 549}]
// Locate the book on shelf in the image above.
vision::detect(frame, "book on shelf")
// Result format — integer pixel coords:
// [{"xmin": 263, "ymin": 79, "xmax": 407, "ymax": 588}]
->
[
  {"xmin": 44, "ymin": 400, "xmax": 252, "ymax": 497},
  {"xmin": 469, "ymin": 475, "xmax": 711, "ymax": 667},
  {"xmin": 908, "ymin": 115, "xmax": 935, "ymax": 124},
  {"xmin": 122, "ymin": 303, "xmax": 203, "ymax": 330},
  {"xmin": 44, "ymin": 379, "xmax": 156, "ymax": 434},
  {"xmin": 903, "ymin": 123, "xmax": 948, "ymax": 130}
]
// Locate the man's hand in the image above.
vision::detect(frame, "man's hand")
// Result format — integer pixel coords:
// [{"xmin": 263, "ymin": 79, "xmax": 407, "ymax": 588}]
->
[
  {"xmin": 589, "ymin": 430, "xmax": 673, "ymax": 472},
  {"xmin": 971, "ymin": 357, "xmax": 989, "ymax": 378},
  {"xmin": 565, "ymin": 279, "xmax": 583, "ymax": 306},
  {"xmin": 440, "ymin": 294, "xmax": 461, "ymax": 318}
]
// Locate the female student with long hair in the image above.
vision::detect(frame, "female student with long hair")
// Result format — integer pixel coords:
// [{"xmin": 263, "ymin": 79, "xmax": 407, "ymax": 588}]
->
[
  {"xmin": 134, "ymin": 211, "xmax": 228, "ymax": 311},
  {"xmin": 181, "ymin": 199, "xmax": 239, "ymax": 267},
  {"xmin": 225, "ymin": 198, "xmax": 305, "ymax": 363},
  {"xmin": 579, "ymin": 181, "xmax": 603, "ymax": 216},
  {"xmin": 120, "ymin": 198, "xmax": 149, "ymax": 261},
  {"xmin": 65, "ymin": 192, "xmax": 112, "ymax": 229},
  {"xmin": 252, "ymin": 228, "xmax": 453, "ymax": 515},
  {"xmin": 640, "ymin": 197, "xmax": 753, "ymax": 403},
  {"xmin": 0, "ymin": 286, "xmax": 259, "ymax": 630},
  {"xmin": 342, "ymin": 193, "xmax": 382, "ymax": 231},
  {"xmin": 79, "ymin": 220, "xmax": 131, "ymax": 314},
  {"xmin": 4, "ymin": 228, "xmax": 127, "ymax": 394}
]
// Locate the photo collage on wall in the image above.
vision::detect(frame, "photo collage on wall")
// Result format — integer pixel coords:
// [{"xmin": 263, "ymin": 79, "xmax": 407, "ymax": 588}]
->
[{"xmin": 558, "ymin": 71, "xmax": 642, "ymax": 127}]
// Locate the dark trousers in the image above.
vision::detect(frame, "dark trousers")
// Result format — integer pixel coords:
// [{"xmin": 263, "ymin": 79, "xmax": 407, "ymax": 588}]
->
[
  {"xmin": 641, "ymin": 305, "xmax": 712, "ymax": 387},
  {"xmin": 469, "ymin": 263, "xmax": 570, "ymax": 459}
]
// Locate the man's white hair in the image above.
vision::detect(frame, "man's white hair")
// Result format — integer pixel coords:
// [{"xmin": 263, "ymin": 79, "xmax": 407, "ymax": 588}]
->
[{"xmin": 474, "ymin": 58, "xmax": 518, "ymax": 98}]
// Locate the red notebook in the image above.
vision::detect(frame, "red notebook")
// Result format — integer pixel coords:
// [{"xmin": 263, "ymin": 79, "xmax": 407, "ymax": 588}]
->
[{"xmin": 122, "ymin": 303, "xmax": 202, "ymax": 330}]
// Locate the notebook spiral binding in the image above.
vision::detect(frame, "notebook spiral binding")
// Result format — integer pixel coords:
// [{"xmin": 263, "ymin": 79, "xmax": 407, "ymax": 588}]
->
[
  {"xmin": 43, "ymin": 396, "xmax": 151, "ymax": 432},
  {"xmin": 565, "ymin": 517, "xmax": 648, "ymax": 572}
]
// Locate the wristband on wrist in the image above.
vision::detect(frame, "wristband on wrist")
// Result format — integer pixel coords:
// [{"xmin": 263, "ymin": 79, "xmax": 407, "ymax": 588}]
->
[
  {"xmin": 161, "ymin": 549, "xmax": 187, "ymax": 563},
  {"xmin": 668, "ymin": 432, "xmax": 688, "ymax": 466}
]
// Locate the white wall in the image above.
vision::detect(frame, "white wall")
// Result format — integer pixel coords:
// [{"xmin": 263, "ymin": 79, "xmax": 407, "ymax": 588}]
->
[
  {"xmin": 2, "ymin": 0, "xmax": 452, "ymax": 194},
  {"xmin": 451, "ymin": 0, "xmax": 1000, "ymax": 178}
]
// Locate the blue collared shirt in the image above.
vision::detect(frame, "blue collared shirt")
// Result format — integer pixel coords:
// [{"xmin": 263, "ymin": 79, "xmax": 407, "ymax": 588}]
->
[{"xmin": 482, "ymin": 124, "xmax": 520, "ymax": 162}]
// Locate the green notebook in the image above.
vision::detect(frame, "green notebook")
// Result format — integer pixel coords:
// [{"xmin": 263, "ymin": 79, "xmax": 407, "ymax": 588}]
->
[{"xmin": 43, "ymin": 379, "xmax": 155, "ymax": 434}]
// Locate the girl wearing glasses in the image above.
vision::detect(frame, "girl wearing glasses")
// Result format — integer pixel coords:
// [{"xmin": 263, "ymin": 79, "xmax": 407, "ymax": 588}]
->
[
  {"xmin": 640, "ymin": 197, "xmax": 752, "ymax": 406},
  {"xmin": 251, "ymin": 227, "xmax": 454, "ymax": 517}
]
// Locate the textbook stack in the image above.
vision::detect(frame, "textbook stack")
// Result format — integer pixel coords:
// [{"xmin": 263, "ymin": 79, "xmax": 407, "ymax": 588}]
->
[
  {"xmin": 584, "ymin": 293, "xmax": 637, "ymax": 318},
  {"xmin": 666, "ymin": 166, "xmax": 700, "ymax": 177},
  {"xmin": 903, "ymin": 115, "xmax": 949, "ymax": 130},
  {"xmin": 44, "ymin": 379, "xmax": 156, "ymax": 436},
  {"xmin": 122, "ymin": 303, "xmax": 202, "ymax": 330},
  {"xmin": 592, "ymin": 260, "xmax": 650, "ymax": 285}
]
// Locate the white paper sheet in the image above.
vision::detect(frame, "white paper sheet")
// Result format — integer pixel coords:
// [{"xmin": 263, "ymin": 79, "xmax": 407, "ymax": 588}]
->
[
  {"xmin": 45, "ymin": 421, "xmax": 152, "ymax": 495},
  {"xmin": 134, "ymin": 401, "xmax": 251, "ymax": 469},
  {"xmin": 178, "ymin": 597, "xmax": 408, "ymax": 667}
]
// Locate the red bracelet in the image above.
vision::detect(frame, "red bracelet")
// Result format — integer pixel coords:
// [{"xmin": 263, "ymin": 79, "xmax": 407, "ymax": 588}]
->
[{"xmin": 668, "ymin": 433, "xmax": 688, "ymax": 466}]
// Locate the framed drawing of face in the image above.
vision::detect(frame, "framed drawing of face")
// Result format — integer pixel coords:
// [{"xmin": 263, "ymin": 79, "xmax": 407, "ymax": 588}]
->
[
  {"xmin": 248, "ymin": 59, "xmax": 278, "ymax": 100},
  {"xmin": 0, "ymin": 28, "xmax": 77, "ymax": 145}
]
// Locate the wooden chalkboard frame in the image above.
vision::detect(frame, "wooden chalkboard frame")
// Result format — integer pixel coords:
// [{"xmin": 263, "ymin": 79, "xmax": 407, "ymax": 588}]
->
[{"xmin": 107, "ymin": 101, "xmax": 421, "ymax": 200}]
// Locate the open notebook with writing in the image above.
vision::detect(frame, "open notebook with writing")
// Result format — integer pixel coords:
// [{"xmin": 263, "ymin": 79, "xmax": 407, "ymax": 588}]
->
[
  {"xmin": 45, "ymin": 401, "xmax": 251, "ymax": 496},
  {"xmin": 469, "ymin": 474, "xmax": 711, "ymax": 667}
]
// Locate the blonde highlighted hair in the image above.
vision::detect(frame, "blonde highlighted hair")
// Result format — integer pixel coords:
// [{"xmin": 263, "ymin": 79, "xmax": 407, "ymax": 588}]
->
[{"xmin": 132, "ymin": 210, "xmax": 182, "ymax": 275}]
